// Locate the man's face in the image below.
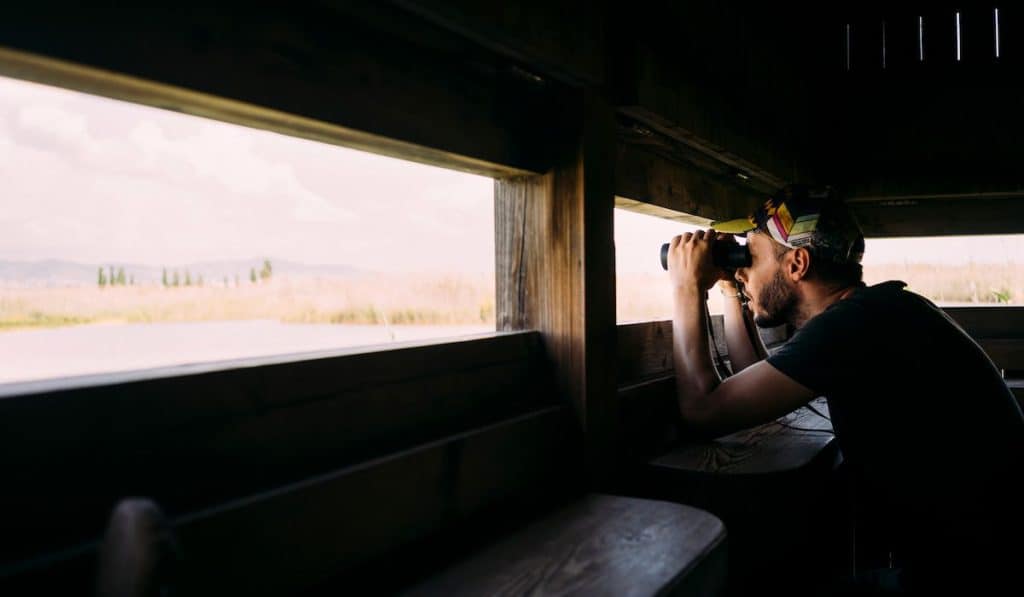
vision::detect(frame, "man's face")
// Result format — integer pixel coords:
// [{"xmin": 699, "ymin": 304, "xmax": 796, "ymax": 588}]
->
[{"xmin": 734, "ymin": 232, "xmax": 798, "ymax": 328}]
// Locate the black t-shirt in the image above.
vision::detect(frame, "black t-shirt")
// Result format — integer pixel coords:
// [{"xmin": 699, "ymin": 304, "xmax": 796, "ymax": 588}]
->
[{"xmin": 767, "ymin": 280, "xmax": 1023, "ymax": 572}]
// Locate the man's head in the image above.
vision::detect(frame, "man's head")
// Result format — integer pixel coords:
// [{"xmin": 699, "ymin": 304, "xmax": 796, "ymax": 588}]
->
[{"xmin": 712, "ymin": 185, "xmax": 866, "ymax": 328}]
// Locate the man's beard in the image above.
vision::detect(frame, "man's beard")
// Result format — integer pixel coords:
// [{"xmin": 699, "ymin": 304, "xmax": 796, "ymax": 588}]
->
[{"xmin": 753, "ymin": 267, "xmax": 798, "ymax": 328}]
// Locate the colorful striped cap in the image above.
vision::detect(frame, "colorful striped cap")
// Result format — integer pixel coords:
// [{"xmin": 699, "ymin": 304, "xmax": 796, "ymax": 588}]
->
[{"xmin": 711, "ymin": 185, "xmax": 865, "ymax": 264}]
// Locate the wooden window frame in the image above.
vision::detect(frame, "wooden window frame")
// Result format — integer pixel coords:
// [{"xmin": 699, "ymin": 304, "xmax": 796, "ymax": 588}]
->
[{"xmin": 0, "ymin": 18, "xmax": 619, "ymax": 570}]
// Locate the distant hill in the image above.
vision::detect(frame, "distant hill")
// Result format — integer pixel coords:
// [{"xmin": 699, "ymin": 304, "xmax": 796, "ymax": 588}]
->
[{"xmin": 0, "ymin": 258, "xmax": 369, "ymax": 287}]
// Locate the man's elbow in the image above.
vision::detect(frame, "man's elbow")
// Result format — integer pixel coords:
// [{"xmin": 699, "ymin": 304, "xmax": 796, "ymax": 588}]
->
[
  {"xmin": 678, "ymin": 398, "xmax": 737, "ymax": 440},
  {"xmin": 678, "ymin": 399, "xmax": 716, "ymax": 429}
]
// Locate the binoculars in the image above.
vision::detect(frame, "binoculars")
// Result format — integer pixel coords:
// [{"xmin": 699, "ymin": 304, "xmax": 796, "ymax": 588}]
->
[{"xmin": 660, "ymin": 241, "xmax": 752, "ymax": 271}]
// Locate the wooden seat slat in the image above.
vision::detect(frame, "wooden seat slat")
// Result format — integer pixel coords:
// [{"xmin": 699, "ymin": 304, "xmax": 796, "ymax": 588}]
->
[
  {"xmin": 650, "ymin": 398, "xmax": 835, "ymax": 476},
  {"xmin": 402, "ymin": 494, "xmax": 727, "ymax": 597}
]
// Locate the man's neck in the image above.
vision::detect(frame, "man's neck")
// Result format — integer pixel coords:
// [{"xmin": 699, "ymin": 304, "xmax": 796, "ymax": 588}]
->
[{"xmin": 792, "ymin": 282, "xmax": 861, "ymax": 328}]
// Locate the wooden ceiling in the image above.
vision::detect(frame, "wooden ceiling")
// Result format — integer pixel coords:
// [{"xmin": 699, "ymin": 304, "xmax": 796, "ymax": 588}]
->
[{"xmin": 0, "ymin": 1, "xmax": 1021, "ymax": 236}]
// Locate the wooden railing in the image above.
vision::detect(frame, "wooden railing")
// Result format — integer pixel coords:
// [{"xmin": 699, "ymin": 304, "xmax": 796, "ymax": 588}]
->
[{"xmin": 0, "ymin": 332, "xmax": 574, "ymax": 571}]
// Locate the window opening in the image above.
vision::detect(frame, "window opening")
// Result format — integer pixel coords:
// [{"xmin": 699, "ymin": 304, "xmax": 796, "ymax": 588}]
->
[{"xmin": 0, "ymin": 75, "xmax": 496, "ymax": 384}]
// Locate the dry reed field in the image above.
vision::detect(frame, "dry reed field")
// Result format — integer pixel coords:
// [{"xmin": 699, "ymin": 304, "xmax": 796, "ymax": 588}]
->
[
  {"xmin": 1, "ymin": 263, "xmax": 1021, "ymax": 332},
  {"xmin": 0, "ymin": 273, "xmax": 496, "ymax": 331},
  {"xmin": 863, "ymin": 263, "xmax": 1024, "ymax": 305},
  {"xmin": 616, "ymin": 263, "xmax": 1024, "ymax": 322}
]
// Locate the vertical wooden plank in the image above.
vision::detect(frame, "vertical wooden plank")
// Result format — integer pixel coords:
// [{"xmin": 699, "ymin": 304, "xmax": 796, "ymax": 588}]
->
[{"xmin": 494, "ymin": 91, "xmax": 618, "ymax": 480}]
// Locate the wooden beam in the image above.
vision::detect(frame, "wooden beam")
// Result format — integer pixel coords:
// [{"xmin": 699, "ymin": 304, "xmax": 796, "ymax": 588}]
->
[
  {"xmin": 618, "ymin": 106, "xmax": 792, "ymax": 193},
  {"xmin": 615, "ymin": 143, "xmax": 765, "ymax": 222},
  {"xmin": 391, "ymin": 0, "xmax": 608, "ymax": 86},
  {"xmin": 977, "ymin": 339, "xmax": 1024, "ymax": 374},
  {"xmin": 846, "ymin": 193, "xmax": 1024, "ymax": 237},
  {"xmin": 0, "ymin": 3, "xmax": 569, "ymax": 177},
  {"xmin": 1007, "ymin": 380, "xmax": 1024, "ymax": 407},
  {"xmin": 495, "ymin": 92, "xmax": 619, "ymax": 479},
  {"xmin": 944, "ymin": 307, "xmax": 1024, "ymax": 339},
  {"xmin": 612, "ymin": 1, "xmax": 820, "ymax": 190}
]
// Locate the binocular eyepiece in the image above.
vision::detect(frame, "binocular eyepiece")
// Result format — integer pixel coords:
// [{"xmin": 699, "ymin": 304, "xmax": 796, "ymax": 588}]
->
[{"xmin": 660, "ymin": 241, "xmax": 752, "ymax": 271}]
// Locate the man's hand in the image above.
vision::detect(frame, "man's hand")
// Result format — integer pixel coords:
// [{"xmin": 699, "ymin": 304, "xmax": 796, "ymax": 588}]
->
[
  {"xmin": 667, "ymin": 229, "xmax": 725, "ymax": 293},
  {"xmin": 713, "ymin": 233, "xmax": 741, "ymax": 293}
]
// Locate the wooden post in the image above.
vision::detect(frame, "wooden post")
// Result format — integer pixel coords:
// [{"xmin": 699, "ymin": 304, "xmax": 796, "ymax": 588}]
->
[{"xmin": 494, "ymin": 91, "xmax": 618, "ymax": 481}]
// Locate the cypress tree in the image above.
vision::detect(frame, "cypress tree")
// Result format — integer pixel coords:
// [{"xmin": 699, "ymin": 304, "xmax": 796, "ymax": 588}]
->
[
  {"xmin": 250, "ymin": 267, "xmax": 257, "ymax": 284},
  {"xmin": 98, "ymin": 267, "xmax": 106, "ymax": 287},
  {"xmin": 162, "ymin": 268, "xmax": 168, "ymax": 287},
  {"xmin": 173, "ymin": 271, "xmax": 180, "ymax": 287},
  {"xmin": 185, "ymin": 271, "xmax": 192, "ymax": 286},
  {"xmin": 116, "ymin": 267, "xmax": 126, "ymax": 286}
]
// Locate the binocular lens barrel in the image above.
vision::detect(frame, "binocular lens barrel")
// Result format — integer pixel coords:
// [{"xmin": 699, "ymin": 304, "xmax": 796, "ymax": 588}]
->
[{"xmin": 659, "ymin": 242, "xmax": 752, "ymax": 270}]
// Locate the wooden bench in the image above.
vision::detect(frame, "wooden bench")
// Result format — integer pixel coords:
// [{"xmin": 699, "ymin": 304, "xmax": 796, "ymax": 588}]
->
[
  {"xmin": 402, "ymin": 494, "xmax": 726, "ymax": 597},
  {"xmin": 638, "ymin": 399, "xmax": 844, "ymax": 596},
  {"xmin": 0, "ymin": 332, "xmax": 729, "ymax": 596},
  {"xmin": 615, "ymin": 321, "xmax": 848, "ymax": 594},
  {"xmin": 2, "ymin": 416, "xmax": 729, "ymax": 597}
]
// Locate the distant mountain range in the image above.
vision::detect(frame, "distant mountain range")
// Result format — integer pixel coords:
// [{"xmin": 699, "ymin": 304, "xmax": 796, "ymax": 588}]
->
[{"xmin": 0, "ymin": 258, "xmax": 369, "ymax": 287}]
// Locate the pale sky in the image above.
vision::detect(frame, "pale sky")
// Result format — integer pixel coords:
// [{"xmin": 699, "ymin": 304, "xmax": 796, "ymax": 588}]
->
[
  {"xmin": 2, "ymin": 75, "xmax": 1021, "ymax": 276},
  {"xmin": 0, "ymin": 75, "xmax": 495, "ymax": 274}
]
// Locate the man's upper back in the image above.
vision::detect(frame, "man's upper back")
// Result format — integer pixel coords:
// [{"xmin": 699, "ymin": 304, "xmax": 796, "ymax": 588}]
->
[{"xmin": 766, "ymin": 281, "xmax": 1023, "ymax": 556}]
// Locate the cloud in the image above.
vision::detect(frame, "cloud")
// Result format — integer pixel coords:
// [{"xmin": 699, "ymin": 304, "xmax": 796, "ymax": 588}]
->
[
  {"xmin": 0, "ymin": 73, "xmax": 356, "ymax": 226},
  {"xmin": 0, "ymin": 74, "xmax": 496, "ymax": 272},
  {"xmin": 119, "ymin": 120, "xmax": 355, "ymax": 224},
  {"xmin": 17, "ymin": 103, "xmax": 90, "ymax": 144}
]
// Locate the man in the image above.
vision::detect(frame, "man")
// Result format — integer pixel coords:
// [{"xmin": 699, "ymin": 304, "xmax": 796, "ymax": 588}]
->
[{"xmin": 665, "ymin": 185, "xmax": 1023, "ymax": 595}]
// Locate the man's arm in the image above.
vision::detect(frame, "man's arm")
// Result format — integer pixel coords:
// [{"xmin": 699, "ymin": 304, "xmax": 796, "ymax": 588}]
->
[
  {"xmin": 719, "ymin": 280, "xmax": 768, "ymax": 372},
  {"xmin": 677, "ymin": 360, "xmax": 816, "ymax": 439},
  {"xmin": 667, "ymin": 231, "xmax": 815, "ymax": 438},
  {"xmin": 671, "ymin": 285, "xmax": 720, "ymax": 401}
]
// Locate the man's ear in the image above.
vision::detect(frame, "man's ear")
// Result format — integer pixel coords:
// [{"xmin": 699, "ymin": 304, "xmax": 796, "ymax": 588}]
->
[{"xmin": 787, "ymin": 247, "xmax": 811, "ymax": 281}]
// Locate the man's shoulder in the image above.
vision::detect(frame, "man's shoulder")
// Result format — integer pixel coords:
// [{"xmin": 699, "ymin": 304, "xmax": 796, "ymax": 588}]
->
[
  {"xmin": 795, "ymin": 281, "xmax": 911, "ymax": 338},
  {"xmin": 846, "ymin": 280, "xmax": 910, "ymax": 305},
  {"xmin": 822, "ymin": 280, "xmax": 920, "ymax": 319}
]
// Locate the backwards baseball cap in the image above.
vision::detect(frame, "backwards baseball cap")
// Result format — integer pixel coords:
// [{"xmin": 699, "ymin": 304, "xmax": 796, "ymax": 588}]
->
[{"xmin": 711, "ymin": 184, "xmax": 865, "ymax": 264}]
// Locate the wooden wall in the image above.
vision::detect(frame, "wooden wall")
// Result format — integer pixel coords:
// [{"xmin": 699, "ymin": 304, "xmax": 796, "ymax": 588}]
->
[
  {"xmin": 0, "ymin": 333, "xmax": 586, "ymax": 594},
  {"xmin": 815, "ymin": 2, "xmax": 1024, "ymax": 234}
]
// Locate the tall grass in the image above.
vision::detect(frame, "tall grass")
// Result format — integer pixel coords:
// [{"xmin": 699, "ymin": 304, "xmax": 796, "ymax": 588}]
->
[
  {"xmin": 615, "ymin": 263, "xmax": 1024, "ymax": 322},
  {"xmin": 2, "ymin": 263, "xmax": 1021, "ymax": 332},
  {"xmin": 863, "ymin": 263, "xmax": 1024, "ymax": 305},
  {"xmin": 0, "ymin": 273, "xmax": 496, "ymax": 331}
]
